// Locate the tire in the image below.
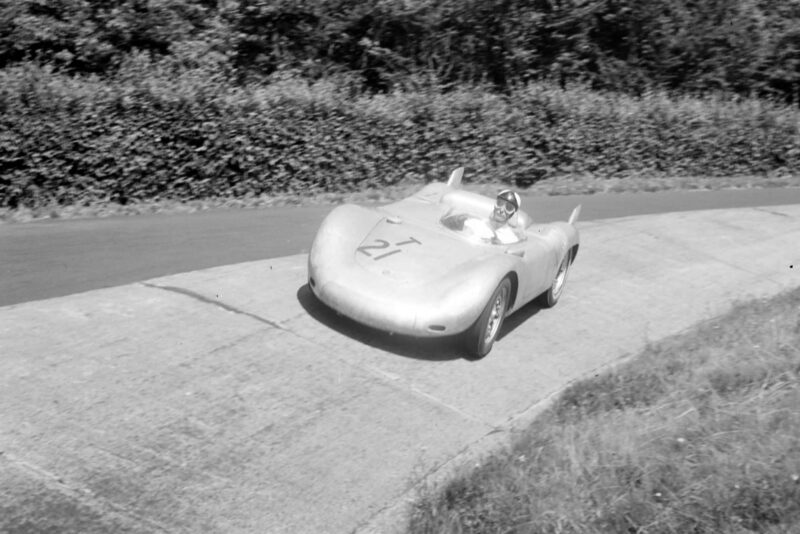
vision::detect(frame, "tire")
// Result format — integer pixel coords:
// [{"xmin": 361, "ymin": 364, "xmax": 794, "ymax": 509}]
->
[
  {"xmin": 463, "ymin": 277, "xmax": 512, "ymax": 359},
  {"xmin": 540, "ymin": 251, "xmax": 572, "ymax": 308}
]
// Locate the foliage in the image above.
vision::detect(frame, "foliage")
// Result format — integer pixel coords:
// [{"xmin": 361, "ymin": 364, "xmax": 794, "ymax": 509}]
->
[
  {"xmin": 0, "ymin": 0, "xmax": 219, "ymax": 73},
  {"xmin": 1, "ymin": 0, "xmax": 799, "ymax": 100},
  {"xmin": 2, "ymin": 63, "xmax": 799, "ymax": 209}
]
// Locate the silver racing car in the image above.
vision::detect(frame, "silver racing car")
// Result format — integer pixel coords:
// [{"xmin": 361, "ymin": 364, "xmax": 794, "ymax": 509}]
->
[{"xmin": 308, "ymin": 167, "xmax": 581, "ymax": 358}]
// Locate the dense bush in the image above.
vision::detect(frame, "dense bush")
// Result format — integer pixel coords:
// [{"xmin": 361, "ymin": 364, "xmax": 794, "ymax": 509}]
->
[{"xmin": 2, "ymin": 63, "xmax": 799, "ymax": 209}]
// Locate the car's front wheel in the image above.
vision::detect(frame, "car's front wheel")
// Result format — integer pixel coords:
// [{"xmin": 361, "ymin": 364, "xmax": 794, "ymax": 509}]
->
[{"xmin": 464, "ymin": 277, "xmax": 512, "ymax": 359}]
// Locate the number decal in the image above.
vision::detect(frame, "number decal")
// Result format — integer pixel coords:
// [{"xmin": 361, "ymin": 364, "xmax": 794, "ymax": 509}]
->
[
  {"xmin": 374, "ymin": 249, "xmax": 402, "ymax": 261},
  {"xmin": 356, "ymin": 239, "xmax": 390, "ymax": 257},
  {"xmin": 357, "ymin": 237, "xmax": 421, "ymax": 261},
  {"xmin": 395, "ymin": 237, "xmax": 422, "ymax": 246}
]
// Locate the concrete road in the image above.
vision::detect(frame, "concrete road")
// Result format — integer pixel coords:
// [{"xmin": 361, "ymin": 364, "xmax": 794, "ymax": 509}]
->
[
  {"xmin": 1, "ymin": 202, "xmax": 799, "ymax": 533},
  {"xmin": 3, "ymin": 187, "xmax": 800, "ymax": 307}
]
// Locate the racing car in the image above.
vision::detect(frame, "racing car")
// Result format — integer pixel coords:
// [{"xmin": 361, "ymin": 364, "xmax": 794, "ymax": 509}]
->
[{"xmin": 307, "ymin": 167, "xmax": 581, "ymax": 358}]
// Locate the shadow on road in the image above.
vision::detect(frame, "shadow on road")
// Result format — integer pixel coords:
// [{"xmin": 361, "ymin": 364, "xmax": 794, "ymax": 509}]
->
[
  {"xmin": 296, "ymin": 284, "xmax": 541, "ymax": 361},
  {"xmin": 497, "ymin": 298, "xmax": 543, "ymax": 341}
]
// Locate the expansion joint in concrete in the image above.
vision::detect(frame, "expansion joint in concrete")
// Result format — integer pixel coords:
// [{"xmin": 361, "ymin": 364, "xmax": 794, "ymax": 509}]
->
[
  {"xmin": 1, "ymin": 451, "xmax": 172, "ymax": 533},
  {"xmin": 285, "ymin": 328, "xmax": 493, "ymax": 429},
  {"xmin": 142, "ymin": 282, "xmax": 490, "ymax": 429},
  {"xmin": 408, "ymin": 385, "xmax": 494, "ymax": 428},
  {"xmin": 141, "ymin": 283, "xmax": 288, "ymax": 332},
  {"xmin": 753, "ymin": 206, "xmax": 792, "ymax": 218}
]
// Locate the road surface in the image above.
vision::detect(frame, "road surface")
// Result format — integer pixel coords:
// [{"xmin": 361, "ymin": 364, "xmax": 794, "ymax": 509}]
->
[
  {"xmin": 3, "ymin": 187, "xmax": 800, "ymax": 307},
  {"xmin": 1, "ymin": 188, "xmax": 799, "ymax": 533}
]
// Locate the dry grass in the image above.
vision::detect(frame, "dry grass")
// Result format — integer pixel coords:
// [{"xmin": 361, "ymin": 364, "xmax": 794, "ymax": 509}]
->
[{"xmin": 409, "ymin": 288, "xmax": 800, "ymax": 533}]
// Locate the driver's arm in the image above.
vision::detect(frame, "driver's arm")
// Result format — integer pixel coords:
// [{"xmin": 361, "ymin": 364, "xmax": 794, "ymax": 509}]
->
[{"xmin": 463, "ymin": 218, "xmax": 496, "ymax": 240}]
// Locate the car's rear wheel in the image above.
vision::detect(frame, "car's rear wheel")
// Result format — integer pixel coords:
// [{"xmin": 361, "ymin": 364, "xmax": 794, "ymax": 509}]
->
[
  {"xmin": 540, "ymin": 250, "xmax": 572, "ymax": 308},
  {"xmin": 464, "ymin": 277, "xmax": 512, "ymax": 359}
]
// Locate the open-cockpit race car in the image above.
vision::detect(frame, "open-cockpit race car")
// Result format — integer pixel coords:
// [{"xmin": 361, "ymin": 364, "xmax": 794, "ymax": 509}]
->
[{"xmin": 308, "ymin": 167, "xmax": 581, "ymax": 358}]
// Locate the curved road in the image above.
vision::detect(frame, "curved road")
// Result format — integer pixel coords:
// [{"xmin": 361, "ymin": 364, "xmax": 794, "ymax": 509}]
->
[
  {"xmin": 1, "ymin": 188, "xmax": 799, "ymax": 533},
  {"xmin": 2, "ymin": 187, "xmax": 800, "ymax": 307}
]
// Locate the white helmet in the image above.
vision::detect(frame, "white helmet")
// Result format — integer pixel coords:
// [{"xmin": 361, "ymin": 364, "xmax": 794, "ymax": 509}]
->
[{"xmin": 496, "ymin": 189, "xmax": 521, "ymax": 215}]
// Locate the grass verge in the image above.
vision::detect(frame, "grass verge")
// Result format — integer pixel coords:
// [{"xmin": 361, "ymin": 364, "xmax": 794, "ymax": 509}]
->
[{"xmin": 408, "ymin": 287, "xmax": 800, "ymax": 533}]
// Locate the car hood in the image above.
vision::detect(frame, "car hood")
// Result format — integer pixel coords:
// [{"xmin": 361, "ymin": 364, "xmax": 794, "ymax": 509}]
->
[{"xmin": 354, "ymin": 216, "xmax": 488, "ymax": 286}]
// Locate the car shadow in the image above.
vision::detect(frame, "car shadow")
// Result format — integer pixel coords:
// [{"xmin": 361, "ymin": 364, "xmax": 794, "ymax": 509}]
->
[
  {"xmin": 296, "ymin": 284, "xmax": 542, "ymax": 361},
  {"xmin": 497, "ymin": 298, "xmax": 544, "ymax": 341},
  {"xmin": 296, "ymin": 284, "xmax": 463, "ymax": 361}
]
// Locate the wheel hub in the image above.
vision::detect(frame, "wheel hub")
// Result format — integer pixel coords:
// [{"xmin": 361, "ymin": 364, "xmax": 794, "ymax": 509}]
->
[
  {"xmin": 552, "ymin": 257, "xmax": 568, "ymax": 298},
  {"xmin": 484, "ymin": 287, "xmax": 508, "ymax": 344}
]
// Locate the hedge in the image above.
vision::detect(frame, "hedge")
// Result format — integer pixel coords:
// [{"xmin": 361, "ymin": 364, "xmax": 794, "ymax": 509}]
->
[{"xmin": 1, "ymin": 64, "xmax": 799, "ymax": 208}]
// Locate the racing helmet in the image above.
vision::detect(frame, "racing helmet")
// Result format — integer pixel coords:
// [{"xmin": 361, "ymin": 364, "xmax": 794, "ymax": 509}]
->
[{"xmin": 496, "ymin": 189, "xmax": 521, "ymax": 215}]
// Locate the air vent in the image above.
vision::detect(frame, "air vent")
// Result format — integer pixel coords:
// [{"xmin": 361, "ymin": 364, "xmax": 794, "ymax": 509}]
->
[{"xmin": 428, "ymin": 325, "xmax": 446, "ymax": 332}]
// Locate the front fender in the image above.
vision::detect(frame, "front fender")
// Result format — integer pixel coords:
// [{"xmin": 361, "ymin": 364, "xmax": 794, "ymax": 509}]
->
[
  {"xmin": 419, "ymin": 255, "xmax": 519, "ymax": 331},
  {"xmin": 308, "ymin": 204, "xmax": 382, "ymax": 281}
]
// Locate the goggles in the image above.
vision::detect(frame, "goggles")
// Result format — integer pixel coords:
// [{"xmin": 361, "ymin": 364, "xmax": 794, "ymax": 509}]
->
[{"xmin": 495, "ymin": 197, "xmax": 517, "ymax": 214}]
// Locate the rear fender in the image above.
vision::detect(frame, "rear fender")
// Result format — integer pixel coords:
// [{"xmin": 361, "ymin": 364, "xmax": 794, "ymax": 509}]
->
[
  {"xmin": 447, "ymin": 167, "xmax": 465, "ymax": 188},
  {"xmin": 568, "ymin": 204, "xmax": 582, "ymax": 225},
  {"xmin": 548, "ymin": 221, "xmax": 580, "ymax": 256}
]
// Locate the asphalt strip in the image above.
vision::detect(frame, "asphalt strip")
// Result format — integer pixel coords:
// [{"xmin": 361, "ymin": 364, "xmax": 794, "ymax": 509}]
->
[{"xmin": 1, "ymin": 205, "xmax": 799, "ymax": 534}]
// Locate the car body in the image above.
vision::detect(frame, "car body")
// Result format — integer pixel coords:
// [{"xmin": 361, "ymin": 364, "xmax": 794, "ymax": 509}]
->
[{"xmin": 308, "ymin": 167, "xmax": 581, "ymax": 357}]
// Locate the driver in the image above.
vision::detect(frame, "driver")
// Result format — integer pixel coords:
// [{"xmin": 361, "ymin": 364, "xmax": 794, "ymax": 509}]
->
[{"xmin": 464, "ymin": 189, "xmax": 525, "ymax": 244}]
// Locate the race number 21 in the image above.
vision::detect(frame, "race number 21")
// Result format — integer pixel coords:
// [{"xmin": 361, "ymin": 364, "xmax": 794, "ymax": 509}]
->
[{"xmin": 357, "ymin": 237, "xmax": 421, "ymax": 260}]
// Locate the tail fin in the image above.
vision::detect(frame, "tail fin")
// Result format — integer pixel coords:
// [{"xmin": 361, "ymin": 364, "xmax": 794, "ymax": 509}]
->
[
  {"xmin": 447, "ymin": 167, "xmax": 464, "ymax": 188},
  {"xmin": 568, "ymin": 205, "xmax": 582, "ymax": 225}
]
